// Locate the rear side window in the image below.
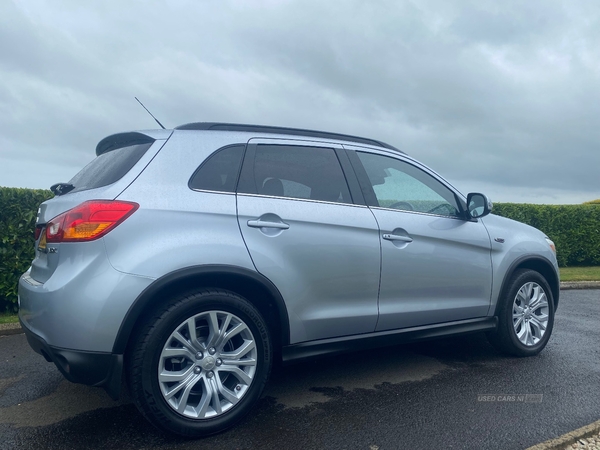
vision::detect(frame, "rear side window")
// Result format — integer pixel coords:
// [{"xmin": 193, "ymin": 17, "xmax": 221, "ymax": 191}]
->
[
  {"xmin": 189, "ymin": 145, "xmax": 245, "ymax": 192},
  {"xmin": 239, "ymin": 144, "xmax": 353, "ymax": 204},
  {"xmin": 68, "ymin": 143, "xmax": 153, "ymax": 193}
]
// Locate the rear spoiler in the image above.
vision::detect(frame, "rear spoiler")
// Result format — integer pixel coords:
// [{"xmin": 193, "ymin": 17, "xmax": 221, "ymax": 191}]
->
[{"xmin": 96, "ymin": 132, "xmax": 156, "ymax": 156}]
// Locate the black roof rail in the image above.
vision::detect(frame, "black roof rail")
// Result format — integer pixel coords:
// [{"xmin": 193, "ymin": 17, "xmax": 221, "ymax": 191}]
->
[{"xmin": 174, "ymin": 122, "xmax": 403, "ymax": 153}]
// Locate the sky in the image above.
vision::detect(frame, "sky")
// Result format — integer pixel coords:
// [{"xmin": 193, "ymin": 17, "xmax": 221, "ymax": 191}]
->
[{"xmin": 1, "ymin": 0, "xmax": 599, "ymax": 204}]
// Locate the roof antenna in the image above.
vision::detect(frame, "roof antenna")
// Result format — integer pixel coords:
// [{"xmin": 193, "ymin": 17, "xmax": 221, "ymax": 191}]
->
[{"xmin": 134, "ymin": 97, "xmax": 166, "ymax": 129}]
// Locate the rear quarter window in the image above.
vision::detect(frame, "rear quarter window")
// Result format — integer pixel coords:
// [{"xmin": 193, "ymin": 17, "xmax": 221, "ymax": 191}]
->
[
  {"xmin": 188, "ymin": 145, "xmax": 245, "ymax": 193},
  {"xmin": 68, "ymin": 143, "xmax": 153, "ymax": 193}
]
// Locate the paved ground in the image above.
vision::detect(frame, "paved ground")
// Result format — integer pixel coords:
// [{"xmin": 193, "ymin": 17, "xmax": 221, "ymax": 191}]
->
[{"xmin": 0, "ymin": 289, "xmax": 598, "ymax": 450}]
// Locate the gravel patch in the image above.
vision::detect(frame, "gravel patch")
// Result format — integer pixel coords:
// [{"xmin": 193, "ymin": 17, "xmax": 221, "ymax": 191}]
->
[
  {"xmin": 564, "ymin": 432, "xmax": 600, "ymax": 450},
  {"xmin": 560, "ymin": 281, "xmax": 600, "ymax": 290},
  {"xmin": 0, "ymin": 322, "xmax": 21, "ymax": 332},
  {"xmin": 527, "ymin": 420, "xmax": 600, "ymax": 450}
]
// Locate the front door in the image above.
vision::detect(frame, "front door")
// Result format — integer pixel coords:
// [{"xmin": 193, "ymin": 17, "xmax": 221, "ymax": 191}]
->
[{"xmin": 347, "ymin": 148, "xmax": 493, "ymax": 331}]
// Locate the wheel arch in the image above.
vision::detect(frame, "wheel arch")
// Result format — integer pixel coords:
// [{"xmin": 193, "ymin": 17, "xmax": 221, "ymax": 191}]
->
[
  {"xmin": 112, "ymin": 265, "xmax": 290, "ymax": 355},
  {"xmin": 495, "ymin": 256, "xmax": 560, "ymax": 316}
]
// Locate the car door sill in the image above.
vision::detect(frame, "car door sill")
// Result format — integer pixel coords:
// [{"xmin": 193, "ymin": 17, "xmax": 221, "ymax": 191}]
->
[{"xmin": 281, "ymin": 316, "xmax": 498, "ymax": 364}]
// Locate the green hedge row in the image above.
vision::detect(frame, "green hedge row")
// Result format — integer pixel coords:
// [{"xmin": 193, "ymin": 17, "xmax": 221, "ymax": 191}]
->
[
  {"xmin": 0, "ymin": 187, "xmax": 53, "ymax": 312},
  {"xmin": 0, "ymin": 187, "xmax": 599, "ymax": 311},
  {"xmin": 493, "ymin": 203, "xmax": 600, "ymax": 268}
]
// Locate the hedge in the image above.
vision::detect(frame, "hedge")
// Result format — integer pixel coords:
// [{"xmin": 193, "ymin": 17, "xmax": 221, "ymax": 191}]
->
[
  {"xmin": 0, "ymin": 187, "xmax": 599, "ymax": 311},
  {"xmin": 0, "ymin": 187, "xmax": 53, "ymax": 312},
  {"xmin": 493, "ymin": 203, "xmax": 600, "ymax": 268}
]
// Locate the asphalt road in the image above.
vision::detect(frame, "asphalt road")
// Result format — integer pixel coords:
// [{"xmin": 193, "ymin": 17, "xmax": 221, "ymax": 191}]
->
[{"xmin": 1, "ymin": 290, "xmax": 599, "ymax": 450}]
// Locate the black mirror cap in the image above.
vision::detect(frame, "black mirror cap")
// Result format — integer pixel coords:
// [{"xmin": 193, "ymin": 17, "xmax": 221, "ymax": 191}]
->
[{"xmin": 467, "ymin": 193, "xmax": 493, "ymax": 219}]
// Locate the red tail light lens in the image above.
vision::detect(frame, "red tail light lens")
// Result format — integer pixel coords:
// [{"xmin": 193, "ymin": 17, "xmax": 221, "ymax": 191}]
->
[
  {"xmin": 46, "ymin": 200, "xmax": 139, "ymax": 242},
  {"xmin": 34, "ymin": 227, "xmax": 42, "ymax": 241}
]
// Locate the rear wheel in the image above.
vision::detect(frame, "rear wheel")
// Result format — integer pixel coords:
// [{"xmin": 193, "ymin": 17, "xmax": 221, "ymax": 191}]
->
[
  {"xmin": 487, "ymin": 269, "xmax": 555, "ymax": 356},
  {"xmin": 128, "ymin": 290, "xmax": 272, "ymax": 437}
]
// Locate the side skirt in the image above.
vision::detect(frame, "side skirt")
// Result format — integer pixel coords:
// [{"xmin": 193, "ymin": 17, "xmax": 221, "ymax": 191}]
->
[{"xmin": 282, "ymin": 316, "xmax": 498, "ymax": 364}]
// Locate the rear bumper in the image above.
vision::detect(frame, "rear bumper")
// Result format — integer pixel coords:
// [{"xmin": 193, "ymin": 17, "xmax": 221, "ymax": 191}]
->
[
  {"xmin": 21, "ymin": 319, "xmax": 123, "ymax": 400},
  {"xmin": 18, "ymin": 260, "xmax": 154, "ymax": 352}
]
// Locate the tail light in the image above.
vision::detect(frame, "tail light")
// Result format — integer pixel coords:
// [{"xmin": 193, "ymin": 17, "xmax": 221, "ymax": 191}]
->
[{"xmin": 46, "ymin": 200, "xmax": 139, "ymax": 243}]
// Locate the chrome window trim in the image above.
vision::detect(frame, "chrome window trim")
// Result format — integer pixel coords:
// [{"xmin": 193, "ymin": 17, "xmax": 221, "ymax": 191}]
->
[
  {"xmin": 236, "ymin": 192, "xmax": 369, "ymax": 208},
  {"xmin": 369, "ymin": 205, "xmax": 466, "ymax": 220},
  {"xmin": 190, "ymin": 188, "xmax": 236, "ymax": 195}
]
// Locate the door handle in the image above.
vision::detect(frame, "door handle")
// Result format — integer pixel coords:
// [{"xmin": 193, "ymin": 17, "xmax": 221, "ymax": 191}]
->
[
  {"xmin": 382, "ymin": 233, "xmax": 413, "ymax": 243},
  {"xmin": 247, "ymin": 220, "xmax": 290, "ymax": 230}
]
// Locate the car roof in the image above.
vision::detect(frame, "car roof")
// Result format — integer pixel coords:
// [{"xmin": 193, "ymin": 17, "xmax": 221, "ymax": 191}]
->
[{"xmin": 174, "ymin": 122, "xmax": 404, "ymax": 154}]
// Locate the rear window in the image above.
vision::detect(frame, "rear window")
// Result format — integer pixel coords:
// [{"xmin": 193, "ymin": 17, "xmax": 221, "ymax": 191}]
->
[{"xmin": 68, "ymin": 143, "xmax": 153, "ymax": 193}]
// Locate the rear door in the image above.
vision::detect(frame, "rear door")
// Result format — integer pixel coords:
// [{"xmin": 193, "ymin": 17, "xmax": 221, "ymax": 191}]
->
[
  {"xmin": 236, "ymin": 139, "xmax": 381, "ymax": 344},
  {"xmin": 346, "ymin": 146, "xmax": 493, "ymax": 331}
]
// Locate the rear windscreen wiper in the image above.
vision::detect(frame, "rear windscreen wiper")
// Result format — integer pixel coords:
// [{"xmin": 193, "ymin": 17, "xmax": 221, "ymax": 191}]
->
[{"xmin": 50, "ymin": 183, "xmax": 75, "ymax": 196}]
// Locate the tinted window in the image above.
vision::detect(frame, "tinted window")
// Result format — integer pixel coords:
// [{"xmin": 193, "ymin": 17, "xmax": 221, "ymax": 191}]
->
[
  {"xmin": 357, "ymin": 152, "xmax": 461, "ymax": 217},
  {"xmin": 68, "ymin": 143, "xmax": 153, "ymax": 193},
  {"xmin": 242, "ymin": 145, "xmax": 352, "ymax": 204},
  {"xmin": 189, "ymin": 145, "xmax": 245, "ymax": 192}
]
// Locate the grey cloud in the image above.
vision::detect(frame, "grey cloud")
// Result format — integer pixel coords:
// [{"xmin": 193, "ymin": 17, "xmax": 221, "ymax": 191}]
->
[{"xmin": 1, "ymin": 0, "xmax": 599, "ymax": 202}]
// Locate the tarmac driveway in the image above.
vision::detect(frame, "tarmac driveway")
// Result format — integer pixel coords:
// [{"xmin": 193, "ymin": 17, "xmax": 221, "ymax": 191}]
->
[{"xmin": 0, "ymin": 289, "xmax": 599, "ymax": 450}]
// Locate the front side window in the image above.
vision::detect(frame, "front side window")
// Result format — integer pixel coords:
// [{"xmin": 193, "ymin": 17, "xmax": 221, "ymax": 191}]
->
[
  {"xmin": 241, "ymin": 145, "xmax": 353, "ymax": 204},
  {"xmin": 356, "ymin": 152, "xmax": 461, "ymax": 217}
]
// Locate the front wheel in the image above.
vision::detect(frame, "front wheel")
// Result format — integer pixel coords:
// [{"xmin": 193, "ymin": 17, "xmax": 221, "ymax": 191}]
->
[
  {"xmin": 487, "ymin": 269, "xmax": 555, "ymax": 357},
  {"xmin": 128, "ymin": 290, "xmax": 272, "ymax": 437}
]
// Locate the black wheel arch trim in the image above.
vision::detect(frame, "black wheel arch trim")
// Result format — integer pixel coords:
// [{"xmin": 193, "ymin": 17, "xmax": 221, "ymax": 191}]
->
[
  {"xmin": 494, "ymin": 255, "xmax": 560, "ymax": 316},
  {"xmin": 112, "ymin": 265, "xmax": 291, "ymax": 354}
]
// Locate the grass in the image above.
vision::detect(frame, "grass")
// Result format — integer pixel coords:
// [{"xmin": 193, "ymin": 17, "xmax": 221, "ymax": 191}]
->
[
  {"xmin": 0, "ymin": 313, "xmax": 19, "ymax": 324},
  {"xmin": 560, "ymin": 266, "xmax": 600, "ymax": 282}
]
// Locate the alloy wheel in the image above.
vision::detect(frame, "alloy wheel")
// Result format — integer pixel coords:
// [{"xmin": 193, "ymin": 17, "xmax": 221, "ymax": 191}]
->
[
  {"xmin": 512, "ymin": 282, "xmax": 550, "ymax": 346},
  {"xmin": 158, "ymin": 311, "xmax": 257, "ymax": 418}
]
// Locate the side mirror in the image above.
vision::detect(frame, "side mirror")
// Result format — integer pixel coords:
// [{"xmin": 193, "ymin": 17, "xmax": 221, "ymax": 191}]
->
[{"xmin": 467, "ymin": 193, "xmax": 493, "ymax": 219}]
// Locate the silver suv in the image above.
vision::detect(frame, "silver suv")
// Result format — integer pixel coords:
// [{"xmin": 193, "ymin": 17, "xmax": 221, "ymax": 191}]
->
[{"xmin": 19, "ymin": 123, "xmax": 559, "ymax": 437}]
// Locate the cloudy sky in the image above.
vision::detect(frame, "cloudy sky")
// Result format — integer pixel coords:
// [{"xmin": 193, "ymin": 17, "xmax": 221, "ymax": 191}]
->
[{"xmin": 1, "ymin": 0, "xmax": 599, "ymax": 203}]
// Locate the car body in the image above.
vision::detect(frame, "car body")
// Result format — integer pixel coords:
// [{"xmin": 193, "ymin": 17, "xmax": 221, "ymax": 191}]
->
[{"xmin": 19, "ymin": 123, "xmax": 559, "ymax": 436}]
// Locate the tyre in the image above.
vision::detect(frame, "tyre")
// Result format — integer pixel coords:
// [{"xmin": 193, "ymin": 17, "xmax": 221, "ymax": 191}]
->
[
  {"xmin": 487, "ymin": 269, "xmax": 555, "ymax": 356},
  {"xmin": 128, "ymin": 289, "xmax": 272, "ymax": 437}
]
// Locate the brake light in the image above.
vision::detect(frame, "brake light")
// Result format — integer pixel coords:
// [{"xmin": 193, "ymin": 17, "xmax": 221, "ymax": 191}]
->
[
  {"xmin": 45, "ymin": 200, "xmax": 139, "ymax": 242},
  {"xmin": 34, "ymin": 227, "xmax": 42, "ymax": 241}
]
